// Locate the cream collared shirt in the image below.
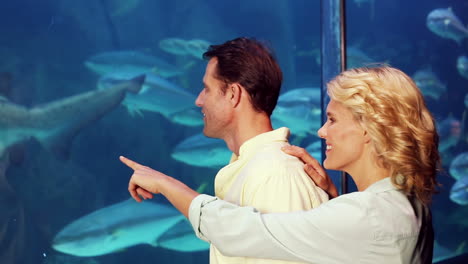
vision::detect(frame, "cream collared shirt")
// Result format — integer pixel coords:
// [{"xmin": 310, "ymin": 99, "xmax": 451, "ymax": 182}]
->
[
  {"xmin": 210, "ymin": 127, "xmax": 328, "ymax": 264},
  {"xmin": 190, "ymin": 177, "xmax": 433, "ymax": 264}
]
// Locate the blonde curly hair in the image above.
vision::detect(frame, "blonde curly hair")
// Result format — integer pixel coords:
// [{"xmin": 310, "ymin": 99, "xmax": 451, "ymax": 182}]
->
[{"xmin": 327, "ymin": 66, "xmax": 440, "ymax": 205}]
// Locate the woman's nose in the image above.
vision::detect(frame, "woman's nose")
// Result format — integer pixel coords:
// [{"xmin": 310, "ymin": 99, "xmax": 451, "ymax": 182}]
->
[{"xmin": 317, "ymin": 125, "xmax": 326, "ymax": 138}]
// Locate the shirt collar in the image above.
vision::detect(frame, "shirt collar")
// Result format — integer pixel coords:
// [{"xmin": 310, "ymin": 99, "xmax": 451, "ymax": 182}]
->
[
  {"xmin": 364, "ymin": 177, "xmax": 397, "ymax": 193},
  {"xmin": 234, "ymin": 127, "xmax": 290, "ymax": 161}
]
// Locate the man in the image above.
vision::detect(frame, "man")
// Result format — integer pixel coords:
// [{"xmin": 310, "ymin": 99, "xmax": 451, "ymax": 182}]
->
[{"xmin": 124, "ymin": 37, "xmax": 328, "ymax": 263}]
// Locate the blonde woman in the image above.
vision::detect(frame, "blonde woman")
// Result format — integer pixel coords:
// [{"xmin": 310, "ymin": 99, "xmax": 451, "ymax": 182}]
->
[{"xmin": 121, "ymin": 66, "xmax": 440, "ymax": 263}]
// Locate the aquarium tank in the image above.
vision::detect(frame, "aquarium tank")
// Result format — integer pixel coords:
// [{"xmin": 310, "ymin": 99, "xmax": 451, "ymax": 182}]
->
[{"xmin": 0, "ymin": 0, "xmax": 466, "ymax": 263}]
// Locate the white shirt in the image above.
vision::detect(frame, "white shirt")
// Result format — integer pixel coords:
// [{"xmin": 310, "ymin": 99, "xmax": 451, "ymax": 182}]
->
[
  {"xmin": 189, "ymin": 177, "xmax": 433, "ymax": 264},
  {"xmin": 210, "ymin": 128, "xmax": 328, "ymax": 264}
]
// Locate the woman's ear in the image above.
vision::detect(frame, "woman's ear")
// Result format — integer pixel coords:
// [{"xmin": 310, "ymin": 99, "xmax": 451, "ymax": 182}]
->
[{"xmin": 363, "ymin": 129, "xmax": 371, "ymax": 144}]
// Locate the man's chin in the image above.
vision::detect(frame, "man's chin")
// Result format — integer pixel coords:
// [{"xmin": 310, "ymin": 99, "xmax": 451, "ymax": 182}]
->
[{"xmin": 202, "ymin": 130, "xmax": 219, "ymax": 139}]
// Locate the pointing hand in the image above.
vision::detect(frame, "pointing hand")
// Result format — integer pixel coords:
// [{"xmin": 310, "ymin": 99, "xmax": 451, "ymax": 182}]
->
[{"xmin": 120, "ymin": 155, "xmax": 168, "ymax": 202}]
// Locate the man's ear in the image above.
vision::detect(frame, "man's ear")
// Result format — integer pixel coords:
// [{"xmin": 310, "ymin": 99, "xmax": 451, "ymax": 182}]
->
[{"xmin": 229, "ymin": 83, "xmax": 242, "ymax": 107}]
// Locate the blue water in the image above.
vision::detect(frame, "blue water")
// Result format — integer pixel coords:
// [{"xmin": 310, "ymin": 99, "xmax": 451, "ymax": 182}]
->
[{"xmin": 0, "ymin": 0, "xmax": 467, "ymax": 263}]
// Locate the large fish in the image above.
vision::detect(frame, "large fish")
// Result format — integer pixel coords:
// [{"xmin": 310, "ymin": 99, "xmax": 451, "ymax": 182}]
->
[
  {"xmin": 159, "ymin": 37, "xmax": 191, "ymax": 56},
  {"xmin": 427, "ymin": 8, "xmax": 468, "ymax": 45},
  {"xmin": 457, "ymin": 55, "xmax": 468, "ymax": 80},
  {"xmin": 159, "ymin": 38, "xmax": 211, "ymax": 60},
  {"xmin": 98, "ymin": 73, "xmax": 196, "ymax": 119},
  {"xmin": 346, "ymin": 47, "xmax": 376, "ymax": 69},
  {"xmin": 412, "ymin": 69, "xmax": 446, "ymax": 100},
  {"xmin": 433, "ymin": 240, "xmax": 467, "ymax": 262},
  {"xmin": 85, "ymin": 50, "xmax": 183, "ymax": 78},
  {"xmin": 450, "ymin": 175, "xmax": 468, "ymax": 205},
  {"xmin": 52, "ymin": 199, "xmax": 208, "ymax": 257},
  {"xmin": 99, "ymin": 73, "xmax": 199, "ymax": 125},
  {"xmin": 437, "ymin": 116, "xmax": 462, "ymax": 153},
  {"xmin": 156, "ymin": 219, "xmax": 210, "ymax": 252},
  {"xmin": 271, "ymin": 87, "xmax": 322, "ymax": 137},
  {"xmin": 185, "ymin": 39, "xmax": 211, "ymax": 60},
  {"xmin": 0, "ymin": 75, "xmax": 144, "ymax": 158},
  {"xmin": 171, "ymin": 133, "xmax": 231, "ymax": 168},
  {"xmin": 170, "ymin": 107, "xmax": 204, "ymax": 127},
  {"xmin": 450, "ymin": 152, "xmax": 468, "ymax": 180}
]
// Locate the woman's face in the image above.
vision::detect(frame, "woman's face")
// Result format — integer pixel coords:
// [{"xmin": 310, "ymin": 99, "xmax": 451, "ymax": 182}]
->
[{"xmin": 317, "ymin": 100, "xmax": 369, "ymax": 174}]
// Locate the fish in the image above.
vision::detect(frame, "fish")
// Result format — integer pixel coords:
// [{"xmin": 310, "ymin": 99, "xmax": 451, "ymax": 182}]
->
[
  {"xmin": 52, "ymin": 199, "xmax": 208, "ymax": 257},
  {"xmin": 450, "ymin": 175, "xmax": 468, "ymax": 205},
  {"xmin": 346, "ymin": 47, "xmax": 376, "ymax": 69},
  {"xmin": 449, "ymin": 152, "xmax": 468, "ymax": 180},
  {"xmin": 159, "ymin": 38, "xmax": 211, "ymax": 60},
  {"xmin": 171, "ymin": 133, "xmax": 231, "ymax": 168},
  {"xmin": 433, "ymin": 240, "xmax": 467, "ymax": 262},
  {"xmin": 457, "ymin": 56, "xmax": 468, "ymax": 80},
  {"xmin": 426, "ymin": 7, "xmax": 468, "ymax": 45},
  {"xmin": 159, "ymin": 37, "xmax": 191, "ymax": 56},
  {"xmin": 437, "ymin": 116, "xmax": 462, "ymax": 153},
  {"xmin": 412, "ymin": 68, "xmax": 447, "ymax": 100},
  {"xmin": 85, "ymin": 50, "xmax": 183, "ymax": 78},
  {"xmin": 0, "ymin": 75, "xmax": 145, "ymax": 159},
  {"xmin": 271, "ymin": 87, "xmax": 322, "ymax": 137},
  {"xmin": 170, "ymin": 107, "xmax": 204, "ymax": 127},
  {"xmin": 99, "ymin": 72, "xmax": 197, "ymax": 122},
  {"xmin": 107, "ymin": 0, "xmax": 141, "ymax": 17},
  {"xmin": 156, "ymin": 219, "xmax": 210, "ymax": 252},
  {"xmin": 185, "ymin": 39, "xmax": 211, "ymax": 59}
]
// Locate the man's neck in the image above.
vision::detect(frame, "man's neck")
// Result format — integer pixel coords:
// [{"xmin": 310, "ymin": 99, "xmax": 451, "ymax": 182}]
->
[{"xmin": 223, "ymin": 114, "xmax": 273, "ymax": 156}]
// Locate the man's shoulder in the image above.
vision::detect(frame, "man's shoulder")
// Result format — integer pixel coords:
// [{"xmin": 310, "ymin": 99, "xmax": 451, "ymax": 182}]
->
[
  {"xmin": 240, "ymin": 144, "xmax": 308, "ymax": 182},
  {"xmin": 248, "ymin": 142, "xmax": 303, "ymax": 167}
]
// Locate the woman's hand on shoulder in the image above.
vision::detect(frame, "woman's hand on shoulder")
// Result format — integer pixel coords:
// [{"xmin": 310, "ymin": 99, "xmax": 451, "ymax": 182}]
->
[{"xmin": 282, "ymin": 145, "xmax": 338, "ymax": 198}]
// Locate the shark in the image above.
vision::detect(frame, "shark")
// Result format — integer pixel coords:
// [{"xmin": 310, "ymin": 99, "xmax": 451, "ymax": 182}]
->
[
  {"xmin": 52, "ymin": 199, "xmax": 209, "ymax": 257},
  {"xmin": 98, "ymin": 72, "xmax": 197, "ymax": 123},
  {"xmin": 0, "ymin": 75, "xmax": 145, "ymax": 159},
  {"xmin": 85, "ymin": 50, "xmax": 183, "ymax": 78},
  {"xmin": 171, "ymin": 133, "xmax": 231, "ymax": 168},
  {"xmin": 271, "ymin": 87, "xmax": 322, "ymax": 138}
]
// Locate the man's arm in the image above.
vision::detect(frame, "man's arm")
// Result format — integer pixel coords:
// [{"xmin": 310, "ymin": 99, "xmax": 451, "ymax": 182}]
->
[{"xmin": 120, "ymin": 156, "xmax": 198, "ymax": 218}]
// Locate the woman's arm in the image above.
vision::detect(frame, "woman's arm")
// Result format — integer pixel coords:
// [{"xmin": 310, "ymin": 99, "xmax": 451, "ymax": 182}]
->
[{"xmin": 189, "ymin": 193, "xmax": 367, "ymax": 263}]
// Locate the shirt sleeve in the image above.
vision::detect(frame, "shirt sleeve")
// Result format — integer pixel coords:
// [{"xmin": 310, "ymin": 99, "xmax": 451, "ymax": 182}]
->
[{"xmin": 189, "ymin": 193, "xmax": 372, "ymax": 263}]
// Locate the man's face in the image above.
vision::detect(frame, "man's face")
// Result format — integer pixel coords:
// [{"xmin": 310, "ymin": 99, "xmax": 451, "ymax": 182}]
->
[{"xmin": 195, "ymin": 58, "xmax": 233, "ymax": 139}]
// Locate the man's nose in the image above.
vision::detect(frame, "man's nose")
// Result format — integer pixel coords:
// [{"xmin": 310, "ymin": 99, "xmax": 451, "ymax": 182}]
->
[{"xmin": 195, "ymin": 90, "xmax": 204, "ymax": 107}]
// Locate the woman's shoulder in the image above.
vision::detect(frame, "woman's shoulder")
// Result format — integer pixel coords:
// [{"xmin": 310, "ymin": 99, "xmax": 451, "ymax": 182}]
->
[{"xmin": 340, "ymin": 189, "xmax": 420, "ymax": 238}]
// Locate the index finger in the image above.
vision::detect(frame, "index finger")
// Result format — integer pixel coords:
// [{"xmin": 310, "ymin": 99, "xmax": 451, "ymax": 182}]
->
[{"xmin": 120, "ymin": 155, "xmax": 142, "ymax": 170}]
